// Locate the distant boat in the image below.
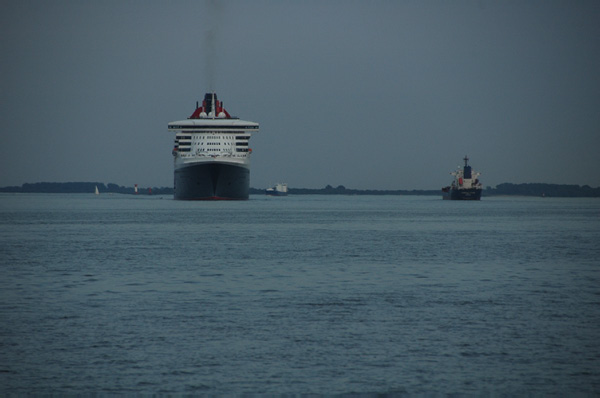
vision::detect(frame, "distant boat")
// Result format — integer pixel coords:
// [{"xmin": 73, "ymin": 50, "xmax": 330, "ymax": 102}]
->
[
  {"xmin": 94, "ymin": 186, "xmax": 99, "ymax": 195},
  {"xmin": 266, "ymin": 183, "xmax": 288, "ymax": 196},
  {"xmin": 442, "ymin": 156, "xmax": 482, "ymax": 200}
]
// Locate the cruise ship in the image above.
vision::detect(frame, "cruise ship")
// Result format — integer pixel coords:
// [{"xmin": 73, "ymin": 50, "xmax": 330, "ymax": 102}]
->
[
  {"xmin": 168, "ymin": 93, "xmax": 259, "ymax": 200},
  {"xmin": 442, "ymin": 156, "xmax": 482, "ymax": 200}
]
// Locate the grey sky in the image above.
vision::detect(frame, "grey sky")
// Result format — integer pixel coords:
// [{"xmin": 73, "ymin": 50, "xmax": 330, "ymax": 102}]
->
[{"xmin": 1, "ymin": 0, "xmax": 599, "ymax": 190}]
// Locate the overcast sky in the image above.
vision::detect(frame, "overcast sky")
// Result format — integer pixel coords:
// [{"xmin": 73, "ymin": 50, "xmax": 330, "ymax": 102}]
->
[{"xmin": 1, "ymin": 0, "xmax": 599, "ymax": 190}]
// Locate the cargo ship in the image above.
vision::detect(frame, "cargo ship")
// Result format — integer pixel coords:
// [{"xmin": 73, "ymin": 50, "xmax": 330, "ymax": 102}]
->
[
  {"xmin": 442, "ymin": 156, "xmax": 482, "ymax": 200},
  {"xmin": 266, "ymin": 183, "xmax": 288, "ymax": 196},
  {"xmin": 168, "ymin": 93, "xmax": 259, "ymax": 200}
]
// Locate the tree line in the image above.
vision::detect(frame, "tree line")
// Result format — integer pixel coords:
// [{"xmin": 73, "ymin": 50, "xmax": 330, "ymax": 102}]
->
[
  {"xmin": 1, "ymin": 182, "xmax": 599, "ymax": 197},
  {"xmin": 0, "ymin": 182, "xmax": 173, "ymax": 195},
  {"xmin": 253, "ymin": 183, "xmax": 600, "ymax": 197}
]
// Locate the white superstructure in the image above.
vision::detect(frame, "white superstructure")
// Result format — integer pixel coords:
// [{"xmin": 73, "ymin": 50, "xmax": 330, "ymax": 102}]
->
[
  {"xmin": 169, "ymin": 118, "xmax": 259, "ymax": 169},
  {"xmin": 449, "ymin": 160, "xmax": 481, "ymax": 191}
]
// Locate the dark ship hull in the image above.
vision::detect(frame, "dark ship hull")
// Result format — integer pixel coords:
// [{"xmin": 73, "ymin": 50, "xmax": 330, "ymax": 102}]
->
[
  {"xmin": 174, "ymin": 162, "xmax": 250, "ymax": 200},
  {"xmin": 443, "ymin": 187, "xmax": 482, "ymax": 200},
  {"xmin": 265, "ymin": 190, "xmax": 287, "ymax": 196}
]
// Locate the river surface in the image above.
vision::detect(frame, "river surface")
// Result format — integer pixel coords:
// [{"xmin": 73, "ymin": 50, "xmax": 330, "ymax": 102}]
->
[{"xmin": 1, "ymin": 193, "xmax": 599, "ymax": 395}]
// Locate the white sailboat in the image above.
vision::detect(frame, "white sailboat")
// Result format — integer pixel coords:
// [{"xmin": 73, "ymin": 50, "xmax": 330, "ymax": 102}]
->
[{"xmin": 94, "ymin": 186, "xmax": 99, "ymax": 195}]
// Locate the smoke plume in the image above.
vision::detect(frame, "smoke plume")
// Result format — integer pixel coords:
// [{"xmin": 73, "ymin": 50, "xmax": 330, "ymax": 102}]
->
[{"xmin": 204, "ymin": 0, "xmax": 223, "ymax": 92}]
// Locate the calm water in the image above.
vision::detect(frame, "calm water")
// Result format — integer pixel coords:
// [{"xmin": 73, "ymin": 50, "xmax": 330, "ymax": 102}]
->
[{"xmin": 1, "ymin": 193, "xmax": 599, "ymax": 395}]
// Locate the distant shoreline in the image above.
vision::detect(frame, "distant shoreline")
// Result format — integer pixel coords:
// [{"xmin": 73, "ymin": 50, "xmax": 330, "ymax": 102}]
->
[{"xmin": 1, "ymin": 182, "xmax": 599, "ymax": 198}]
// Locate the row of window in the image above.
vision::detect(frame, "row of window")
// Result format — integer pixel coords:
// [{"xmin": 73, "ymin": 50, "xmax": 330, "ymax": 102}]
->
[
  {"xmin": 170, "ymin": 125, "xmax": 258, "ymax": 130},
  {"xmin": 178, "ymin": 141, "xmax": 246, "ymax": 146},
  {"xmin": 175, "ymin": 149, "xmax": 249, "ymax": 155},
  {"xmin": 177, "ymin": 143, "xmax": 230, "ymax": 147},
  {"xmin": 175, "ymin": 146, "xmax": 250, "ymax": 152},
  {"xmin": 175, "ymin": 135, "xmax": 249, "ymax": 140}
]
